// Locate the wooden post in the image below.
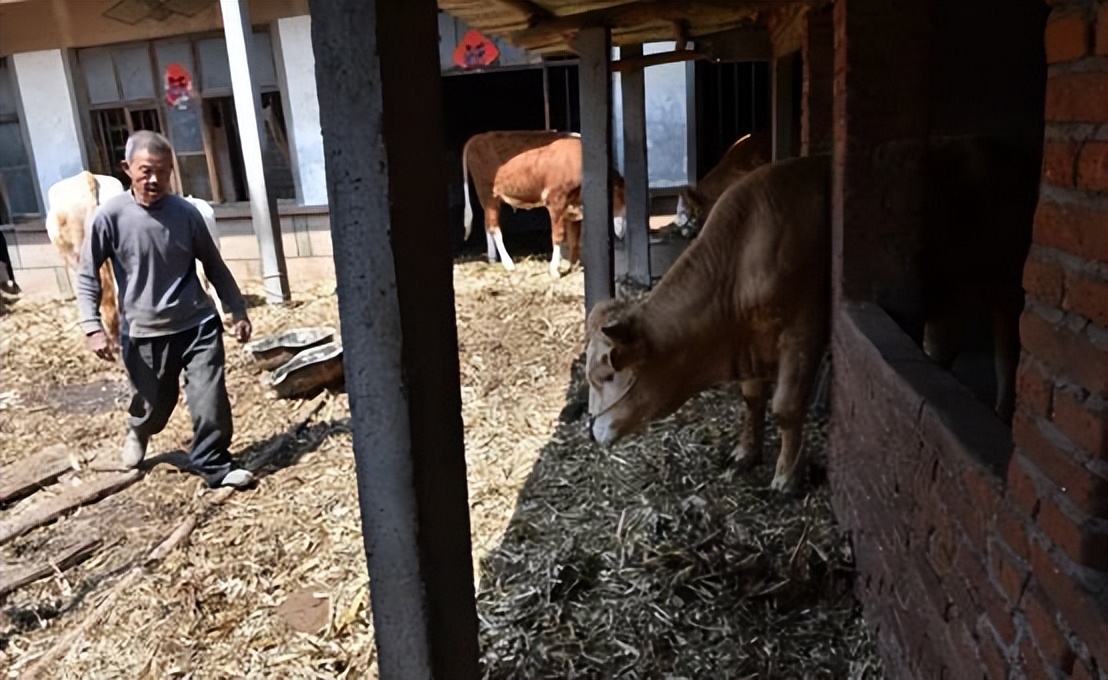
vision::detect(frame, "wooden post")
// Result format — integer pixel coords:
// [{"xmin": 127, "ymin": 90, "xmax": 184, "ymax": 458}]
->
[
  {"xmin": 685, "ymin": 58, "xmax": 698, "ymax": 186},
  {"xmin": 541, "ymin": 57, "xmax": 552, "ymax": 130},
  {"xmin": 577, "ymin": 26, "xmax": 614, "ymax": 312},
  {"xmin": 219, "ymin": 0, "xmax": 291, "ymax": 304},
  {"xmin": 620, "ymin": 44, "xmax": 650, "ymax": 288},
  {"xmin": 308, "ymin": 1, "xmax": 479, "ymax": 679},
  {"xmin": 771, "ymin": 52, "xmax": 796, "ymax": 162}
]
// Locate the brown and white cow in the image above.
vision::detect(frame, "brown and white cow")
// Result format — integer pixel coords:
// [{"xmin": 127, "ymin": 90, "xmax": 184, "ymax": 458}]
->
[
  {"xmin": 585, "ymin": 136, "xmax": 1035, "ymax": 492},
  {"xmin": 462, "ymin": 130, "xmax": 577, "ymax": 267},
  {"xmin": 492, "ymin": 136, "xmax": 627, "ymax": 278},
  {"xmin": 677, "ymin": 130, "xmax": 772, "ymax": 229},
  {"xmin": 46, "ymin": 171, "xmax": 223, "ymax": 351},
  {"xmin": 585, "ymin": 154, "xmax": 831, "ymax": 493}
]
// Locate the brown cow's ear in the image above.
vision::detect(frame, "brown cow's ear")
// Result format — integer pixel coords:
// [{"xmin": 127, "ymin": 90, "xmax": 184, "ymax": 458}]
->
[
  {"xmin": 610, "ymin": 343, "xmax": 645, "ymax": 371},
  {"xmin": 601, "ymin": 319, "xmax": 637, "ymax": 346}
]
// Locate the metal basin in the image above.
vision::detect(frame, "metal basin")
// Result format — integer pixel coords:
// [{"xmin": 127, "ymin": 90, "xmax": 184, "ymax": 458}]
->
[
  {"xmin": 265, "ymin": 342, "xmax": 345, "ymax": 399},
  {"xmin": 244, "ymin": 326, "xmax": 336, "ymax": 371}
]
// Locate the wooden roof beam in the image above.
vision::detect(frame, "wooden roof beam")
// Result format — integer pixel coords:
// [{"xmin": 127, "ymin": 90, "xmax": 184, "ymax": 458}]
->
[
  {"xmin": 611, "ymin": 48, "xmax": 708, "ymax": 72},
  {"xmin": 509, "ymin": 1, "xmax": 740, "ymax": 49},
  {"xmin": 491, "ymin": 0, "xmax": 555, "ymax": 28}
]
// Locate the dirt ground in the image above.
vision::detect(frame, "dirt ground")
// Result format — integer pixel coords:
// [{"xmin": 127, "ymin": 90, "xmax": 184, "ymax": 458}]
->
[{"xmin": 0, "ymin": 257, "xmax": 879, "ymax": 679}]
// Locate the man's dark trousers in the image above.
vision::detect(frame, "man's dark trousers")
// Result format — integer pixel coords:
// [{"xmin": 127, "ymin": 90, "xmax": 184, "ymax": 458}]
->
[{"xmin": 122, "ymin": 316, "xmax": 234, "ymax": 486}]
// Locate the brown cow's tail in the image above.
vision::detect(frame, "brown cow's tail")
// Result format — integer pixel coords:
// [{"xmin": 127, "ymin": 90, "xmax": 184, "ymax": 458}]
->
[
  {"xmin": 462, "ymin": 138, "xmax": 474, "ymax": 241},
  {"xmin": 99, "ymin": 260, "xmax": 121, "ymax": 352}
]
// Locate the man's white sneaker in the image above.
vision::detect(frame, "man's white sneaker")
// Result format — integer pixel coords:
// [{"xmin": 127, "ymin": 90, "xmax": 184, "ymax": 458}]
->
[
  {"xmin": 220, "ymin": 468, "xmax": 255, "ymax": 488},
  {"xmin": 121, "ymin": 430, "xmax": 147, "ymax": 468}
]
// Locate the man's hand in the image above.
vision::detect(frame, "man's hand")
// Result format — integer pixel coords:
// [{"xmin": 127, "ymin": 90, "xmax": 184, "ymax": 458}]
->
[
  {"xmin": 85, "ymin": 330, "xmax": 115, "ymax": 362},
  {"xmin": 231, "ymin": 318, "xmax": 252, "ymax": 344}
]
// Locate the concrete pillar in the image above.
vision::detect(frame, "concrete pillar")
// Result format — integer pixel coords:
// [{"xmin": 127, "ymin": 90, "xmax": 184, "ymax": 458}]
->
[
  {"xmin": 11, "ymin": 50, "xmax": 85, "ymax": 212},
  {"xmin": 620, "ymin": 44, "xmax": 650, "ymax": 288},
  {"xmin": 220, "ymin": 0, "xmax": 291, "ymax": 304},
  {"xmin": 273, "ymin": 16, "xmax": 328, "ymax": 207},
  {"xmin": 309, "ymin": 0, "xmax": 479, "ymax": 677},
  {"xmin": 578, "ymin": 26, "xmax": 615, "ymax": 312}
]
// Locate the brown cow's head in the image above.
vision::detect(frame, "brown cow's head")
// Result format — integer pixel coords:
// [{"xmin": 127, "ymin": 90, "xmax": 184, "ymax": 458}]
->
[
  {"xmin": 676, "ymin": 186, "xmax": 708, "ymax": 227},
  {"xmin": 584, "ymin": 299, "xmax": 684, "ymax": 446}
]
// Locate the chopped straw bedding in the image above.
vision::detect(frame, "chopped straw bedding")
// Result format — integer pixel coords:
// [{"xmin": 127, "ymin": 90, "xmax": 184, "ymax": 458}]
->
[{"xmin": 0, "ymin": 258, "xmax": 880, "ymax": 679}]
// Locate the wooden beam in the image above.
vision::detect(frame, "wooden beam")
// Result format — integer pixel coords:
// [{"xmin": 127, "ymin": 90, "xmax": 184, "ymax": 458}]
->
[
  {"xmin": 309, "ymin": 1, "xmax": 480, "ymax": 678},
  {"xmin": 0, "ymin": 537, "xmax": 104, "ymax": 597},
  {"xmin": 772, "ymin": 51, "xmax": 796, "ymax": 162},
  {"xmin": 578, "ymin": 26, "xmax": 615, "ymax": 312},
  {"xmin": 491, "ymin": 0, "xmax": 555, "ymax": 26},
  {"xmin": 0, "ymin": 444, "xmax": 79, "ymax": 505},
  {"xmin": 620, "ymin": 42, "xmax": 650, "ymax": 288},
  {"xmin": 611, "ymin": 49, "xmax": 708, "ymax": 73},
  {"xmin": 0, "ymin": 470, "xmax": 140, "ymax": 546},
  {"xmin": 510, "ymin": 1, "xmax": 743, "ymax": 49}
]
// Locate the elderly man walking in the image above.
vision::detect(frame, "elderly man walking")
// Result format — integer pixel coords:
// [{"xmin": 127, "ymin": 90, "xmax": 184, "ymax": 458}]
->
[{"xmin": 77, "ymin": 130, "xmax": 255, "ymax": 488}]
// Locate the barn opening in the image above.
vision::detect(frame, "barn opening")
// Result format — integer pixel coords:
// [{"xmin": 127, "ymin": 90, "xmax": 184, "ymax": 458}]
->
[
  {"xmin": 693, "ymin": 60, "xmax": 772, "ymax": 177},
  {"xmin": 442, "ymin": 62, "xmax": 580, "ymax": 257}
]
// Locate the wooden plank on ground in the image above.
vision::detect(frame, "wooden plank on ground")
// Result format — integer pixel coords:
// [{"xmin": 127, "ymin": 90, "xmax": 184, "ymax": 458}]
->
[
  {"xmin": 0, "ymin": 444, "xmax": 82, "ymax": 505},
  {"xmin": 0, "ymin": 470, "xmax": 140, "ymax": 547},
  {"xmin": 0, "ymin": 537, "xmax": 104, "ymax": 597}
]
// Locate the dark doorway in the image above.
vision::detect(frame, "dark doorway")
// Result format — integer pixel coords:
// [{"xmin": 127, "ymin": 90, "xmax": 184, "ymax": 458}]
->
[
  {"xmin": 693, "ymin": 61, "xmax": 771, "ymax": 179},
  {"xmin": 442, "ymin": 64, "xmax": 580, "ymax": 258}
]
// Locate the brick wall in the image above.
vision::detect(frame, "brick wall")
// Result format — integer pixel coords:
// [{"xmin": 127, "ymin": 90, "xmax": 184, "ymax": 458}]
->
[
  {"xmin": 828, "ymin": 0, "xmax": 1106, "ymax": 678},
  {"xmin": 1009, "ymin": 0, "xmax": 1108, "ymax": 678}
]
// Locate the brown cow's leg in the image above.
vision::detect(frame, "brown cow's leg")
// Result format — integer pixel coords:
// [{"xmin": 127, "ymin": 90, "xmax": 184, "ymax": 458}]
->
[
  {"xmin": 567, "ymin": 219, "xmax": 582, "ymax": 268},
  {"xmin": 548, "ymin": 205, "xmax": 568, "ymax": 279},
  {"xmin": 770, "ymin": 340, "xmax": 822, "ymax": 493},
  {"xmin": 732, "ymin": 379, "xmax": 768, "ymax": 470},
  {"xmin": 485, "ymin": 196, "xmax": 514, "ymax": 270}
]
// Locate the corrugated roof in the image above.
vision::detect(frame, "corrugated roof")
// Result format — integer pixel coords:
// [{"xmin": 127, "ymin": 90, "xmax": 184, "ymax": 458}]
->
[{"xmin": 437, "ymin": 0, "xmax": 805, "ymax": 55}]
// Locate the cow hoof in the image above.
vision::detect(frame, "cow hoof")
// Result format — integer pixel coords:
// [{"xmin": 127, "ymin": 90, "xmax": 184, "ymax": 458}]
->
[
  {"xmin": 731, "ymin": 445, "xmax": 761, "ymax": 470},
  {"xmin": 549, "ymin": 266, "xmax": 563, "ymax": 280},
  {"xmin": 770, "ymin": 473, "xmax": 800, "ymax": 494},
  {"xmin": 502, "ymin": 261, "xmax": 516, "ymax": 272}
]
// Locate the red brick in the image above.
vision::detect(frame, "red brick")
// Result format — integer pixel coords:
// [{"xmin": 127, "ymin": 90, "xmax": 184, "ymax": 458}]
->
[
  {"xmin": 1053, "ymin": 387, "xmax": 1108, "ymax": 459},
  {"xmin": 1042, "ymin": 140, "xmax": 1080, "ymax": 188},
  {"xmin": 1071, "ymin": 659, "xmax": 1097, "ymax": 680},
  {"xmin": 1017, "ymin": 634, "xmax": 1054, "ymax": 680},
  {"xmin": 1027, "ymin": 541, "xmax": 1108, "ymax": 663},
  {"xmin": 1046, "ymin": 10, "xmax": 1092, "ymax": 64},
  {"xmin": 1038, "ymin": 494, "xmax": 1108, "ymax": 570},
  {"xmin": 1016, "ymin": 355, "xmax": 1056, "ymax": 420},
  {"xmin": 992, "ymin": 531, "xmax": 1032, "ymax": 605},
  {"xmin": 1033, "ymin": 197, "xmax": 1108, "ymax": 264},
  {"xmin": 979, "ymin": 634, "xmax": 1010, "ymax": 680},
  {"xmin": 1020, "ymin": 309, "xmax": 1108, "ymax": 396},
  {"xmin": 1023, "ymin": 255, "xmax": 1067, "ymax": 306},
  {"xmin": 1013, "ymin": 412, "xmax": 1108, "ymax": 518},
  {"xmin": 1077, "ymin": 141, "xmax": 1108, "ymax": 193},
  {"xmin": 1046, "ymin": 72, "xmax": 1108, "ymax": 123},
  {"xmin": 1098, "ymin": 3, "xmax": 1108, "ymax": 57},
  {"xmin": 1023, "ymin": 588, "xmax": 1078, "ymax": 673},
  {"xmin": 1064, "ymin": 270, "xmax": 1108, "ymax": 327},
  {"xmin": 997, "ymin": 498, "xmax": 1036, "ymax": 559}
]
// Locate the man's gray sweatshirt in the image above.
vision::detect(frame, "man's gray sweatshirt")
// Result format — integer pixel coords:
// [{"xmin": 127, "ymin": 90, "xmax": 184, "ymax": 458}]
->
[{"xmin": 76, "ymin": 192, "xmax": 247, "ymax": 338}]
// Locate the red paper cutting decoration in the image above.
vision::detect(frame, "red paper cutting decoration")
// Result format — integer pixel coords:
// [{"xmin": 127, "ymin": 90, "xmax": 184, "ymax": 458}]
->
[
  {"xmin": 453, "ymin": 30, "xmax": 500, "ymax": 69},
  {"xmin": 164, "ymin": 63, "xmax": 194, "ymax": 110}
]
